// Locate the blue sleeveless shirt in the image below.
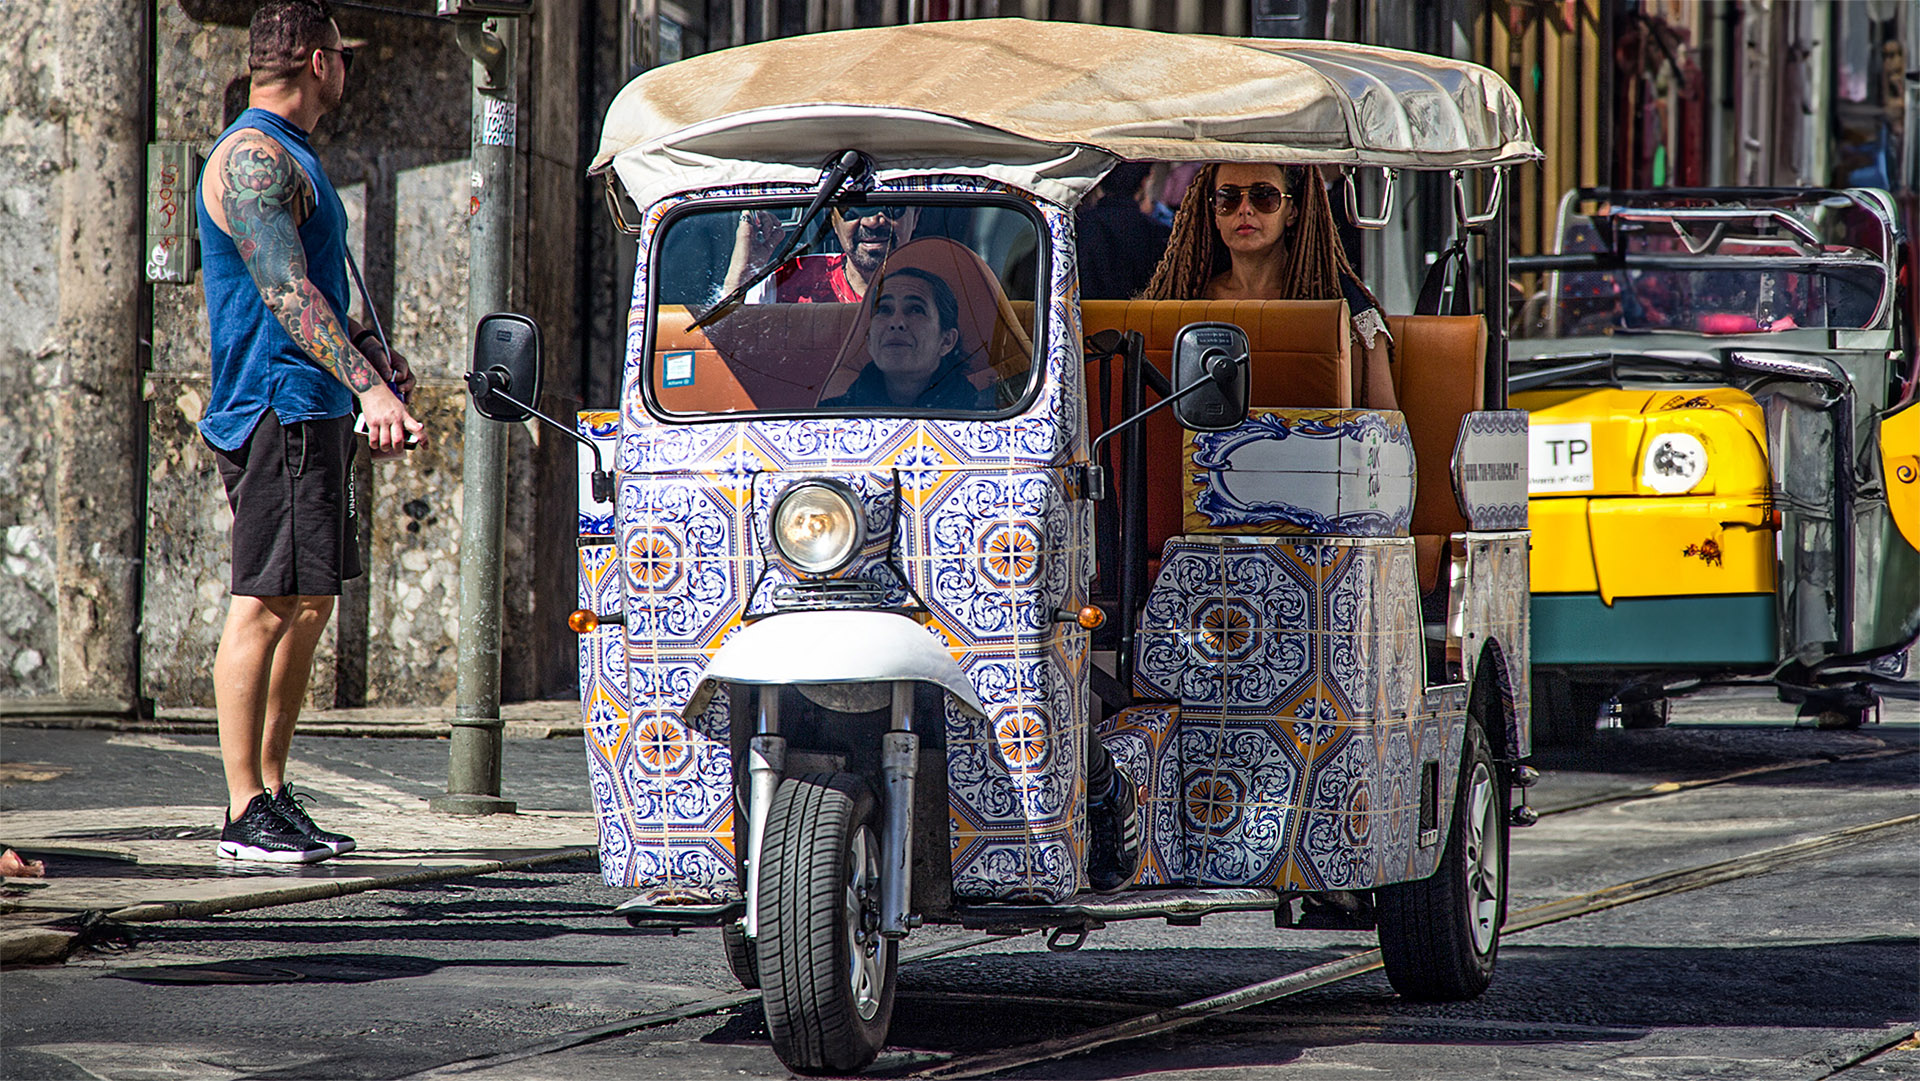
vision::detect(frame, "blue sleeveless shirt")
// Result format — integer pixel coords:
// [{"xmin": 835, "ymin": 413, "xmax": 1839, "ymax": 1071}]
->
[{"xmin": 196, "ymin": 108, "xmax": 354, "ymax": 451}]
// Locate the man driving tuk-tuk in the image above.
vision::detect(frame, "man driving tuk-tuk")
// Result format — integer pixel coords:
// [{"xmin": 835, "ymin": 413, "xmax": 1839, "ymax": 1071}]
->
[{"xmin": 462, "ymin": 20, "xmax": 1541, "ymax": 1074}]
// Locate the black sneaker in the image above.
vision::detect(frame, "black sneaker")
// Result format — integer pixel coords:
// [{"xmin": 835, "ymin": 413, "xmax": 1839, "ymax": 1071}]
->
[
  {"xmin": 1087, "ymin": 766, "xmax": 1142, "ymax": 892},
  {"xmin": 217, "ymin": 793, "xmax": 331, "ymax": 863},
  {"xmin": 271, "ymin": 785, "xmax": 356, "ymax": 855}
]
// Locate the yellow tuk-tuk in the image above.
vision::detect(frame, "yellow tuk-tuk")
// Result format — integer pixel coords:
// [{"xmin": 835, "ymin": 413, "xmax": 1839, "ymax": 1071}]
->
[{"xmin": 1513, "ymin": 187, "xmax": 1920, "ymax": 740}]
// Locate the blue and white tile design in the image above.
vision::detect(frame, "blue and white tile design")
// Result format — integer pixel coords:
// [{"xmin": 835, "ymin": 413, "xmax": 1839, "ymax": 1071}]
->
[
  {"xmin": 1101, "ymin": 533, "xmax": 1471, "ymax": 891},
  {"xmin": 1452, "ymin": 410, "xmax": 1530, "ymax": 531},
  {"xmin": 581, "ymin": 176, "xmax": 1095, "ymax": 902},
  {"xmin": 1186, "ymin": 410, "xmax": 1415, "ymax": 537}
]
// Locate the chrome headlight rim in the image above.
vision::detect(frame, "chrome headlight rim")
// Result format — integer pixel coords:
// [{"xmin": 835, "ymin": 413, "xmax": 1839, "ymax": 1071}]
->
[{"xmin": 770, "ymin": 479, "xmax": 866, "ymax": 577}]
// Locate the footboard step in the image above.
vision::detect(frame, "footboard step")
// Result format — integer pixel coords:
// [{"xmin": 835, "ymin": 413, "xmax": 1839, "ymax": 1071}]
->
[{"xmin": 954, "ymin": 887, "xmax": 1284, "ymax": 931}]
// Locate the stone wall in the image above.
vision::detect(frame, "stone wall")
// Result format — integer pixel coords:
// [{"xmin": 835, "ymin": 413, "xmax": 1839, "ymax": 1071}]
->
[
  {"xmin": 4, "ymin": 0, "xmax": 589, "ymax": 712},
  {"xmin": 0, "ymin": 1, "xmax": 66, "ymax": 697}
]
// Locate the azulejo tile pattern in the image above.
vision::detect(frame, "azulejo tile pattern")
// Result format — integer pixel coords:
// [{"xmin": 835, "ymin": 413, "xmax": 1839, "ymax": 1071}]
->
[
  {"xmin": 1458, "ymin": 531, "xmax": 1533, "ymax": 758},
  {"xmin": 575, "ymin": 177, "xmax": 1096, "ymax": 901},
  {"xmin": 1451, "ymin": 410, "xmax": 1531, "ymax": 532},
  {"xmin": 1185, "ymin": 410, "xmax": 1415, "ymax": 537},
  {"xmin": 578, "ymin": 412, "xmax": 619, "ymax": 537},
  {"xmin": 1102, "ymin": 534, "xmax": 1472, "ymax": 890}
]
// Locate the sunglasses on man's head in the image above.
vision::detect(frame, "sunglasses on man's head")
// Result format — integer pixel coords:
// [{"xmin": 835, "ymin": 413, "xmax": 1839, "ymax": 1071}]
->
[
  {"xmin": 837, "ymin": 205, "xmax": 910, "ymax": 222},
  {"xmin": 1212, "ymin": 183, "xmax": 1288, "ymax": 215}
]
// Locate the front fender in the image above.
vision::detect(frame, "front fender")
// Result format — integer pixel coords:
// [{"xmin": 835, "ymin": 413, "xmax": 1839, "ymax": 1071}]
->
[{"xmin": 682, "ymin": 610, "xmax": 987, "ymax": 720}]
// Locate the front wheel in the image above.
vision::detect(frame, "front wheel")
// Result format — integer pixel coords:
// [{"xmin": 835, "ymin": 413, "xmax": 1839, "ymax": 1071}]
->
[
  {"xmin": 756, "ymin": 772, "xmax": 896, "ymax": 1074},
  {"xmin": 1376, "ymin": 719, "xmax": 1506, "ymax": 1001}
]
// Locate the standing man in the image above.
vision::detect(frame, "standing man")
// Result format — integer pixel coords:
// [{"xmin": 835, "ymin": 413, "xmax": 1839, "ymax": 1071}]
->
[{"xmin": 197, "ymin": 0, "xmax": 423, "ymax": 862}]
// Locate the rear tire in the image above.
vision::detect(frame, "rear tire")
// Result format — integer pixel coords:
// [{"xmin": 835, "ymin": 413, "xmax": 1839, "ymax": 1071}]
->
[
  {"xmin": 721, "ymin": 919, "xmax": 758, "ymax": 989},
  {"xmin": 756, "ymin": 772, "xmax": 896, "ymax": 1074},
  {"xmin": 1618, "ymin": 696, "xmax": 1670, "ymax": 730},
  {"xmin": 1530, "ymin": 671, "xmax": 1595, "ymax": 747},
  {"xmin": 1376, "ymin": 719, "xmax": 1506, "ymax": 1001}
]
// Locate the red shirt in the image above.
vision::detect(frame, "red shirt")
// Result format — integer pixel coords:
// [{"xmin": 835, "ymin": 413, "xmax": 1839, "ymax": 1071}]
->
[{"xmin": 775, "ymin": 254, "xmax": 860, "ymax": 303}]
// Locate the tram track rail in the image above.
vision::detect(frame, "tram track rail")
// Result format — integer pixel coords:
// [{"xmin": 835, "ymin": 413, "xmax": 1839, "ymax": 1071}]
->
[
  {"xmin": 374, "ymin": 748, "xmax": 1918, "ymax": 1081},
  {"xmin": 906, "ymin": 812, "xmax": 1919, "ymax": 1080}
]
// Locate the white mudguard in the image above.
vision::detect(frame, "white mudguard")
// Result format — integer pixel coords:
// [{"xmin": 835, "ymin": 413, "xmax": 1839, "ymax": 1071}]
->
[{"xmin": 681, "ymin": 610, "xmax": 987, "ymax": 720}]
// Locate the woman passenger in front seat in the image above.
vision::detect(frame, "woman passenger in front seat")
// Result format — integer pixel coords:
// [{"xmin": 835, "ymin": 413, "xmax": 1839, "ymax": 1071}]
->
[
  {"xmin": 823, "ymin": 267, "xmax": 990, "ymax": 410},
  {"xmin": 1141, "ymin": 163, "xmax": 1399, "ymax": 410}
]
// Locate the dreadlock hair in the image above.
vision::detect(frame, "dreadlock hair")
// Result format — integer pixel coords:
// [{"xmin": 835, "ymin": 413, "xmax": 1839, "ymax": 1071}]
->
[
  {"xmin": 249, "ymin": 0, "xmax": 336, "ymax": 84},
  {"xmin": 1139, "ymin": 162, "xmax": 1382, "ymax": 317}
]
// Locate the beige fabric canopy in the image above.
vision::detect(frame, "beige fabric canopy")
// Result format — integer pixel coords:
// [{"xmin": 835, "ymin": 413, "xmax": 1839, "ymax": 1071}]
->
[{"xmin": 595, "ymin": 19, "xmax": 1540, "ymax": 210}]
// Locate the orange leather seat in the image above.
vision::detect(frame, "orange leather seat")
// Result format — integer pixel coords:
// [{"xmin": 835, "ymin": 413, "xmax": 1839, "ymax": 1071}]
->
[
  {"xmin": 651, "ymin": 303, "xmax": 861, "ymax": 413},
  {"xmin": 1386, "ymin": 314, "xmax": 1488, "ymax": 592},
  {"xmin": 1082, "ymin": 299, "xmax": 1354, "ymax": 561}
]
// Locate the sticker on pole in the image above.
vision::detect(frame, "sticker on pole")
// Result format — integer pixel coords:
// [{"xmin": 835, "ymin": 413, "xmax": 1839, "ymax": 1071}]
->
[
  {"xmin": 482, "ymin": 98, "xmax": 516, "ymax": 147},
  {"xmin": 1529, "ymin": 421, "xmax": 1594, "ymax": 493}
]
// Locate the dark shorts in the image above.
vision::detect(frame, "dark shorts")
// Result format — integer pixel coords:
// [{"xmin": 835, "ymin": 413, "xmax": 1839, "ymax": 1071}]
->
[{"xmin": 210, "ymin": 410, "xmax": 363, "ymax": 597}]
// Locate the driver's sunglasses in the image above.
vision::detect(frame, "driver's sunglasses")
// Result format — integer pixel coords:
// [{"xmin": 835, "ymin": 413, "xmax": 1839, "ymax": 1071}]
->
[
  {"xmin": 836, "ymin": 204, "xmax": 909, "ymax": 222},
  {"xmin": 318, "ymin": 45, "xmax": 355, "ymax": 75},
  {"xmin": 1212, "ymin": 183, "xmax": 1288, "ymax": 215}
]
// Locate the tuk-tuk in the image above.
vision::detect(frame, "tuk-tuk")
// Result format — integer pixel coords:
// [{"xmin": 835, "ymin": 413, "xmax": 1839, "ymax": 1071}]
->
[
  {"xmin": 465, "ymin": 21, "xmax": 1541, "ymax": 1073},
  {"xmin": 1512, "ymin": 188, "xmax": 1920, "ymax": 741}
]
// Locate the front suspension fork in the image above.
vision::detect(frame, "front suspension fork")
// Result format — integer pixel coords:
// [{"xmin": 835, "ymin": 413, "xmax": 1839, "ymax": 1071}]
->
[{"xmin": 740, "ymin": 682, "xmax": 921, "ymax": 941}]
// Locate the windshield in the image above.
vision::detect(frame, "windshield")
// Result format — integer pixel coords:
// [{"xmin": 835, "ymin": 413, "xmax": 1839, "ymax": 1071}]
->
[
  {"xmin": 1519, "ymin": 191, "xmax": 1892, "ymax": 340},
  {"xmin": 647, "ymin": 198, "xmax": 1042, "ymax": 417}
]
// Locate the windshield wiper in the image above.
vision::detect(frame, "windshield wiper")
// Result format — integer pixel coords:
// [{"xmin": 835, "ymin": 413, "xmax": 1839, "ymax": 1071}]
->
[{"xmin": 690, "ymin": 149, "xmax": 874, "ymax": 332}]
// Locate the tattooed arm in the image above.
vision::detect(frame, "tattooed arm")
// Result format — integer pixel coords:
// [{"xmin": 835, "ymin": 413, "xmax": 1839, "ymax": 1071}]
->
[{"xmin": 219, "ymin": 132, "xmax": 422, "ymax": 452}]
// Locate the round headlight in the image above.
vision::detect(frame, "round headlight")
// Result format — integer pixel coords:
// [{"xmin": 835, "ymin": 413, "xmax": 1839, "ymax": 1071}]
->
[
  {"xmin": 1640, "ymin": 432, "xmax": 1708, "ymax": 494},
  {"xmin": 771, "ymin": 481, "xmax": 864, "ymax": 575}
]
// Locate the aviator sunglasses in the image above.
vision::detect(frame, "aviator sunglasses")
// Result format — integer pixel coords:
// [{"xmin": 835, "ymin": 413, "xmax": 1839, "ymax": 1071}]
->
[
  {"xmin": 836, "ymin": 204, "xmax": 910, "ymax": 221},
  {"xmin": 1211, "ymin": 183, "xmax": 1288, "ymax": 215}
]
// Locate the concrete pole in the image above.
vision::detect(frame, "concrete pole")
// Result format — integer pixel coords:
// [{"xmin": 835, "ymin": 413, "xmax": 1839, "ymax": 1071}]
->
[
  {"xmin": 53, "ymin": 0, "xmax": 146, "ymax": 715},
  {"xmin": 433, "ymin": 16, "xmax": 519, "ymax": 816}
]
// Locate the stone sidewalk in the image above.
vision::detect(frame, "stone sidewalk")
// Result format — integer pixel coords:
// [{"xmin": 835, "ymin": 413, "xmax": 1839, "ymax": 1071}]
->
[{"xmin": 0, "ymin": 702, "xmax": 596, "ymax": 966}]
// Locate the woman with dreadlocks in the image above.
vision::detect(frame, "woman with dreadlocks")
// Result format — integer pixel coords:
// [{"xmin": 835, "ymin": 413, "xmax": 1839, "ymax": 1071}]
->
[{"xmin": 1140, "ymin": 163, "xmax": 1398, "ymax": 410}]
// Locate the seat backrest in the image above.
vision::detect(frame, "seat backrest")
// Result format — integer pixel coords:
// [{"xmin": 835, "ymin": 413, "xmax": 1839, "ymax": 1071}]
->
[
  {"xmin": 1082, "ymin": 299, "xmax": 1353, "ymax": 410},
  {"xmin": 651, "ymin": 303, "xmax": 861, "ymax": 413},
  {"xmin": 1082, "ymin": 299, "xmax": 1354, "ymax": 560},
  {"xmin": 1387, "ymin": 313, "xmax": 1487, "ymax": 590}
]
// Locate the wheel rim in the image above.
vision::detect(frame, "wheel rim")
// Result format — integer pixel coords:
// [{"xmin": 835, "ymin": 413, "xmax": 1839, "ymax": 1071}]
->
[
  {"xmin": 844, "ymin": 824, "xmax": 884, "ymax": 1022},
  {"xmin": 1462, "ymin": 761, "xmax": 1502, "ymax": 955}
]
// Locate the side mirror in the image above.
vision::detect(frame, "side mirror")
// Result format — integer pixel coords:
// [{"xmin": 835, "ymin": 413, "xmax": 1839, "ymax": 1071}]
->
[
  {"xmin": 1170, "ymin": 321, "xmax": 1249, "ymax": 431},
  {"xmin": 466, "ymin": 312, "xmax": 543, "ymax": 422}
]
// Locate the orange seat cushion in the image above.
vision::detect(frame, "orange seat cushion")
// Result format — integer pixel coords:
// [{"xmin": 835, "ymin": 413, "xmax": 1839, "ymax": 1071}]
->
[{"xmin": 1386, "ymin": 314, "xmax": 1487, "ymax": 591}]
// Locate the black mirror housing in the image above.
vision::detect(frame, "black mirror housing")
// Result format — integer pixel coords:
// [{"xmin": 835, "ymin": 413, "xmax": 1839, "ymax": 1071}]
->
[
  {"xmin": 1170, "ymin": 321, "xmax": 1250, "ymax": 431},
  {"xmin": 467, "ymin": 312, "xmax": 543, "ymax": 422}
]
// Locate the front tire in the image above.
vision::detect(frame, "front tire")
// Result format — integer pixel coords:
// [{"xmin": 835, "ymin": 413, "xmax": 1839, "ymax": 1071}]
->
[
  {"xmin": 1376, "ymin": 719, "xmax": 1506, "ymax": 1001},
  {"xmin": 756, "ymin": 772, "xmax": 896, "ymax": 1074}
]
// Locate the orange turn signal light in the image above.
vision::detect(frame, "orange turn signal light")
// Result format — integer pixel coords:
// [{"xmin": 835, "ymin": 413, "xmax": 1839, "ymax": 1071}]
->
[
  {"xmin": 1077, "ymin": 605, "xmax": 1106, "ymax": 630},
  {"xmin": 568, "ymin": 609, "xmax": 599, "ymax": 634}
]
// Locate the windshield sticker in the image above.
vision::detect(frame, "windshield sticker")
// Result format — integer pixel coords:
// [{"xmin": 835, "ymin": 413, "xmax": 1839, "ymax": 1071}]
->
[
  {"xmin": 662, "ymin": 350, "xmax": 695, "ymax": 388},
  {"xmin": 1529, "ymin": 421, "xmax": 1594, "ymax": 493}
]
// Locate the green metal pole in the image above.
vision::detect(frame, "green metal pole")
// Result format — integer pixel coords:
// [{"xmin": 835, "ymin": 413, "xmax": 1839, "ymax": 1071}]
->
[{"xmin": 434, "ymin": 15, "xmax": 517, "ymax": 816}]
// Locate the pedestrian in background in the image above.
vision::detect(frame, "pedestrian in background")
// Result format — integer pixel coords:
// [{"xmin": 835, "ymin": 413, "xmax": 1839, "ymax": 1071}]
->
[
  {"xmin": 1075, "ymin": 161, "xmax": 1171, "ymax": 300},
  {"xmin": 195, "ymin": 0, "xmax": 422, "ymax": 862}
]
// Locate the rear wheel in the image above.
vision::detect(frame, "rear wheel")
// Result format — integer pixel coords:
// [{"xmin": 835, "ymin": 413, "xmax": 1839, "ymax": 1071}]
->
[
  {"xmin": 1376, "ymin": 719, "xmax": 1506, "ymax": 1001},
  {"xmin": 1530, "ymin": 671, "xmax": 1596, "ymax": 747},
  {"xmin": 721, "ymin": 919, "xmax": 758, "ymax": 989},
  {"xmin": 756, "ymin": 772, "xmax": 896, "ymax": 1074},
  {"xmin": 1618, "ymin": 696, "xmax": 1670, "ymax": 730}
]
